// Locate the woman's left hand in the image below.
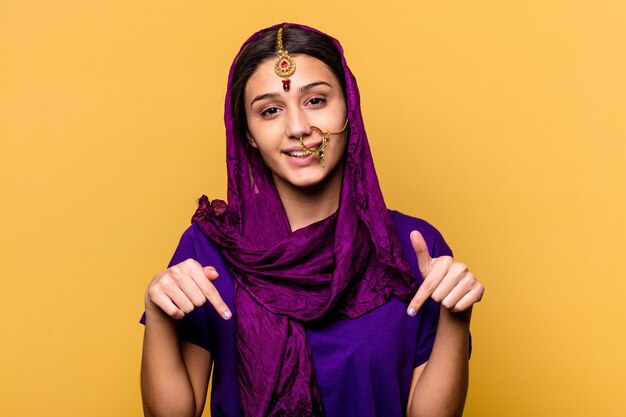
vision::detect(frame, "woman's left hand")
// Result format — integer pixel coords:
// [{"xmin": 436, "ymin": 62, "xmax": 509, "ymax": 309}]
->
[{"xmin": 406, "ymin": 230, "xmax": 485, "ymax": 316}]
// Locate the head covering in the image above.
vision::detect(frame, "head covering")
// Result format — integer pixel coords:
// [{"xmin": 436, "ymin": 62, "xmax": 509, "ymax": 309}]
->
[{"xmin": 192, "ymin": 23, "xmax": 418, "ymax": 417}]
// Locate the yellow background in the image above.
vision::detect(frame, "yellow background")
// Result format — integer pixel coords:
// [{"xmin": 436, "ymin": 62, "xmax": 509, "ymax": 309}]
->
[{"xmin": 1, "ymin": 1, "xmax": 625, "ymax": 416}]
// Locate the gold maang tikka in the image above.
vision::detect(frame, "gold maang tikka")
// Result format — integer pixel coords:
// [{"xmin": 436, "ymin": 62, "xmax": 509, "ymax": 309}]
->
[
  {"xmin": 274, "ymin": 27, "xmax": 296, "ymax": 92},
  {"xmin": 300, "ymin": 119, "xmax": 349, "ymax": 168}
]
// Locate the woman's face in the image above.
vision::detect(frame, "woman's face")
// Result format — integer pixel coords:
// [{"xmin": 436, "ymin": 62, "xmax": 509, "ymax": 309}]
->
[{"xmin": 244, "ymin": 54, "xmax": 348, "ymax": 194}]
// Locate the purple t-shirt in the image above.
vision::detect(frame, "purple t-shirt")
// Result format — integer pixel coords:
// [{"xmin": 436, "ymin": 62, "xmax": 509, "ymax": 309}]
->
[{"xmin": 142, "ymin": 210, "xmax": 453, "ymax": 417}]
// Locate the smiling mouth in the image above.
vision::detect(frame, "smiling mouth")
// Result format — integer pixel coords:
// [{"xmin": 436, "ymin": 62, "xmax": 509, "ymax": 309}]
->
[{"xmin": 284, "ymin": 142, "xmax": 322, "ymax": 157}]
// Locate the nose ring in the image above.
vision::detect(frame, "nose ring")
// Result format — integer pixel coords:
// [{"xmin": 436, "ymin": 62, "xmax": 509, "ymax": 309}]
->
[{"xmin": 299, "ymin": 119, "xmax": 349, "ymax": 168}]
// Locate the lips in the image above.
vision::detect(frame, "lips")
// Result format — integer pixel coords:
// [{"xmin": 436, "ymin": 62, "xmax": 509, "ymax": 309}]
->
[{"xmin": 282, "ymin": 142, "xmax": 322, "ymax": 154}]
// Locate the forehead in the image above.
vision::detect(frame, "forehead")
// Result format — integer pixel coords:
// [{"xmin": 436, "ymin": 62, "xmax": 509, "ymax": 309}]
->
[{"xmin": 245, "ymin": 54, "xmax": 339, "ymax": 98}]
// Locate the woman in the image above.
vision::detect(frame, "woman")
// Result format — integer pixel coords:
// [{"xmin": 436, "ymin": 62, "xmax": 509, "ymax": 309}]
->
[{"xmin": 140, "ymin": 23, "xmax": 484, "ymax": 417}]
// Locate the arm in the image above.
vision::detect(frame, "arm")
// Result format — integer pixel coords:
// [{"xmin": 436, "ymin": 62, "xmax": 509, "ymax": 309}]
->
[
  {"xmin": 141, "ymin": 303, "xmax": 212, "ymax": 417},
  {"xmin": 141, "ymin": 259, "xmax": 232, "ymax": 417},
  {"xmin": 406, "ymin": 308, "xmax": 471, "ymax": 417},
  {"xmin": 405, "ymin": 230, "xmax": 483, "ymax": 417}
]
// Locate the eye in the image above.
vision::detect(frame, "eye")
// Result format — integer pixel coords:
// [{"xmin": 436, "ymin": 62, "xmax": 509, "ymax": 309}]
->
[
  {"xmin": 260, "ymin": 106, "xmax": 281, "ymax": 118},
  {"xmin": 307, "ymin": 96, "xmax": 327, "ymax": 106}
]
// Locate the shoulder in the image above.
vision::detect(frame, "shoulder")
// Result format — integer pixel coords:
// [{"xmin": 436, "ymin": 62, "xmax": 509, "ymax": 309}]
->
[
  {"xmin": 388, "ymin": 209, "xmax": 441, "ymax": 238},
  {"xmin": 178, "ymin": 223, "xmax": 221, "ymax": 249},
  {"xmin": 388, "ymin": 209, "xmax": 453, "ymax": 258},
  {"xmin": 168, "ymin": 223, "xmax": 225, "ymax": 267}
]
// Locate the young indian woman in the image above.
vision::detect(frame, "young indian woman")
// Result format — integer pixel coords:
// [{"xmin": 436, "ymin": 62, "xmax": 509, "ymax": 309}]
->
[{"xmin": 140, "ymin": 23, "xmax": 485, "ymax": 417}]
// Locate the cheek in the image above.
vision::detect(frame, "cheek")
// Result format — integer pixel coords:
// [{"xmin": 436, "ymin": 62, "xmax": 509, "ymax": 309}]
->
[
  {"xmin": 332, "ymin": 134, "xmax": 348, "ymax": 157},
  {"xmin": 247, "ymin": 122, "xmax": 282, "ymax": 151}
]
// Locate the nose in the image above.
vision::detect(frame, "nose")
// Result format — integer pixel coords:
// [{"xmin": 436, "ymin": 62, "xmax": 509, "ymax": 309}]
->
[{"xmin": 285, "ymin": 107, "xmax": 312, "ymax": 140}]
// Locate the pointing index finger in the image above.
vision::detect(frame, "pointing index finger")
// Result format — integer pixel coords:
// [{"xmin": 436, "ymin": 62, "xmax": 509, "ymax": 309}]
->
[
  {"xmin": 190, "ymin": 266, "xmax": 232, "ymax": 320},
  {"xmin": 406, "ymin": 255, "xmax": 449, "ymax": 316},
  {"xmin": 407, "ymin": 277, "xmax": 436, "ymax": 316}
]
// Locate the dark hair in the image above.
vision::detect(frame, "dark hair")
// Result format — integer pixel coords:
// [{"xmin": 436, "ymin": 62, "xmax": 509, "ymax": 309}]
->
[{"xmin": 230, "ymin": 26, "xmax": 347, "ymax": 138}]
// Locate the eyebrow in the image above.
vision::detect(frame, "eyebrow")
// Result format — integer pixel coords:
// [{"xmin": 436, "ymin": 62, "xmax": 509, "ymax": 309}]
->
[
  {"xmin": 300, "ymin": 80, "xmax": 332, "ymax": 92},
  {"xmin": 249, "ymin": 92, "xmax": 279, "ymax": 108},
  {"xmin": 249, "ymin": 81, "xmax": 334, "ymax": 108}
]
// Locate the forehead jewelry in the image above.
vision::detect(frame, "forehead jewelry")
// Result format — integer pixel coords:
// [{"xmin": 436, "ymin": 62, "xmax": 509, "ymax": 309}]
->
[
  {"xmin": 274, "ymin": 27, "xmax": 296, "ymax": 92},
  {"xmin": 300, "ymin": 119, "xmax": 349, "ymax": 168}
]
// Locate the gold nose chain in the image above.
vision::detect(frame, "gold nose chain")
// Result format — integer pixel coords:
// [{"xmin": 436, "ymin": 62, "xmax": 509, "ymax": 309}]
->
[{"xmin": 299, "ymin": 119, "xmax": 349, "ymax": 168}]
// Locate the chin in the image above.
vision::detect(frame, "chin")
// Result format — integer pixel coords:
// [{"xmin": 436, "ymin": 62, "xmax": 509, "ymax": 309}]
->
[
  {"xmin": 285, "ymin": 173, "xmax": 326, "ymax": 189},
  {"xmin": 294, "ymin": 165, "xmax": 344, "ymax": 191}
]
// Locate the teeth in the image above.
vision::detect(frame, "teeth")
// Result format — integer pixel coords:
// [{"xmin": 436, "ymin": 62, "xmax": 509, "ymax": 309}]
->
[{"xmin": 288, "ymin": 151, "xmax": 308, "ymax": 157}]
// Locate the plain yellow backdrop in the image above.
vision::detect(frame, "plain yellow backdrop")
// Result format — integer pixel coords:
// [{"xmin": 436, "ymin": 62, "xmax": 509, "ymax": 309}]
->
[{"xmin": 1, "ymin": 1, "xmax": 625, "ymax": 416}]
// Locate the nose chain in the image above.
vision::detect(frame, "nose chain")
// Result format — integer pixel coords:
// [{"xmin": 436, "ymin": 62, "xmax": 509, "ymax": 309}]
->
[{"xmin": 299, "ymin": 119, "xmax": 349, "ymax": 168}]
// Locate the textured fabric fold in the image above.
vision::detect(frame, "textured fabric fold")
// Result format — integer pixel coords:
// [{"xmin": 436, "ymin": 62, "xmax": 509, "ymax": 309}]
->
[{"xmin": 191, "ymin": 23, "xmax": 419, "ymax": 417}]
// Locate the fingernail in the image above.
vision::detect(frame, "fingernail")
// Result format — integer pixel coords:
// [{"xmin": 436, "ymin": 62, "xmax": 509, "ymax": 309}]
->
[
  {"xmin": 223, "ymin": 310, "xmax": 232, "ymax": 319},
  {"xmin": 407, "ymin": 307, "xmax": 416, "ymax": 317}
]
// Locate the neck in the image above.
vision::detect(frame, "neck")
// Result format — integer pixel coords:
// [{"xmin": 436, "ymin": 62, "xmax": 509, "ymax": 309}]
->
[{"xmin": 273, "ymin": 162, "xmax": 344, "ymax": 232}]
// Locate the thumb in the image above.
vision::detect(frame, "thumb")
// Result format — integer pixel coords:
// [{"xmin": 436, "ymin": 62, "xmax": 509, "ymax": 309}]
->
[
  {"xmin": 410, "ymin": 230, "xmax": 432, "ymax": 279},
  {"xmin": 203, "ymin": 266, "xmax": 219, "ymax": 281}
]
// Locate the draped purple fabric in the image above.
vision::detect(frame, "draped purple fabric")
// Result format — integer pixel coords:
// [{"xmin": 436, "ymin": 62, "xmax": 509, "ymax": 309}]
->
[{"xmin": 191, "ymin": 23, "xmax": 419, "ymax": 417}]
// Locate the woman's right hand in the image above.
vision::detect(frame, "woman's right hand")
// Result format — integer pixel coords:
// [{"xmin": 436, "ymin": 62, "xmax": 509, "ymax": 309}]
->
[{"xmin": 145, "ymin": 258, "xmax": 232, "ymax": 320}]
